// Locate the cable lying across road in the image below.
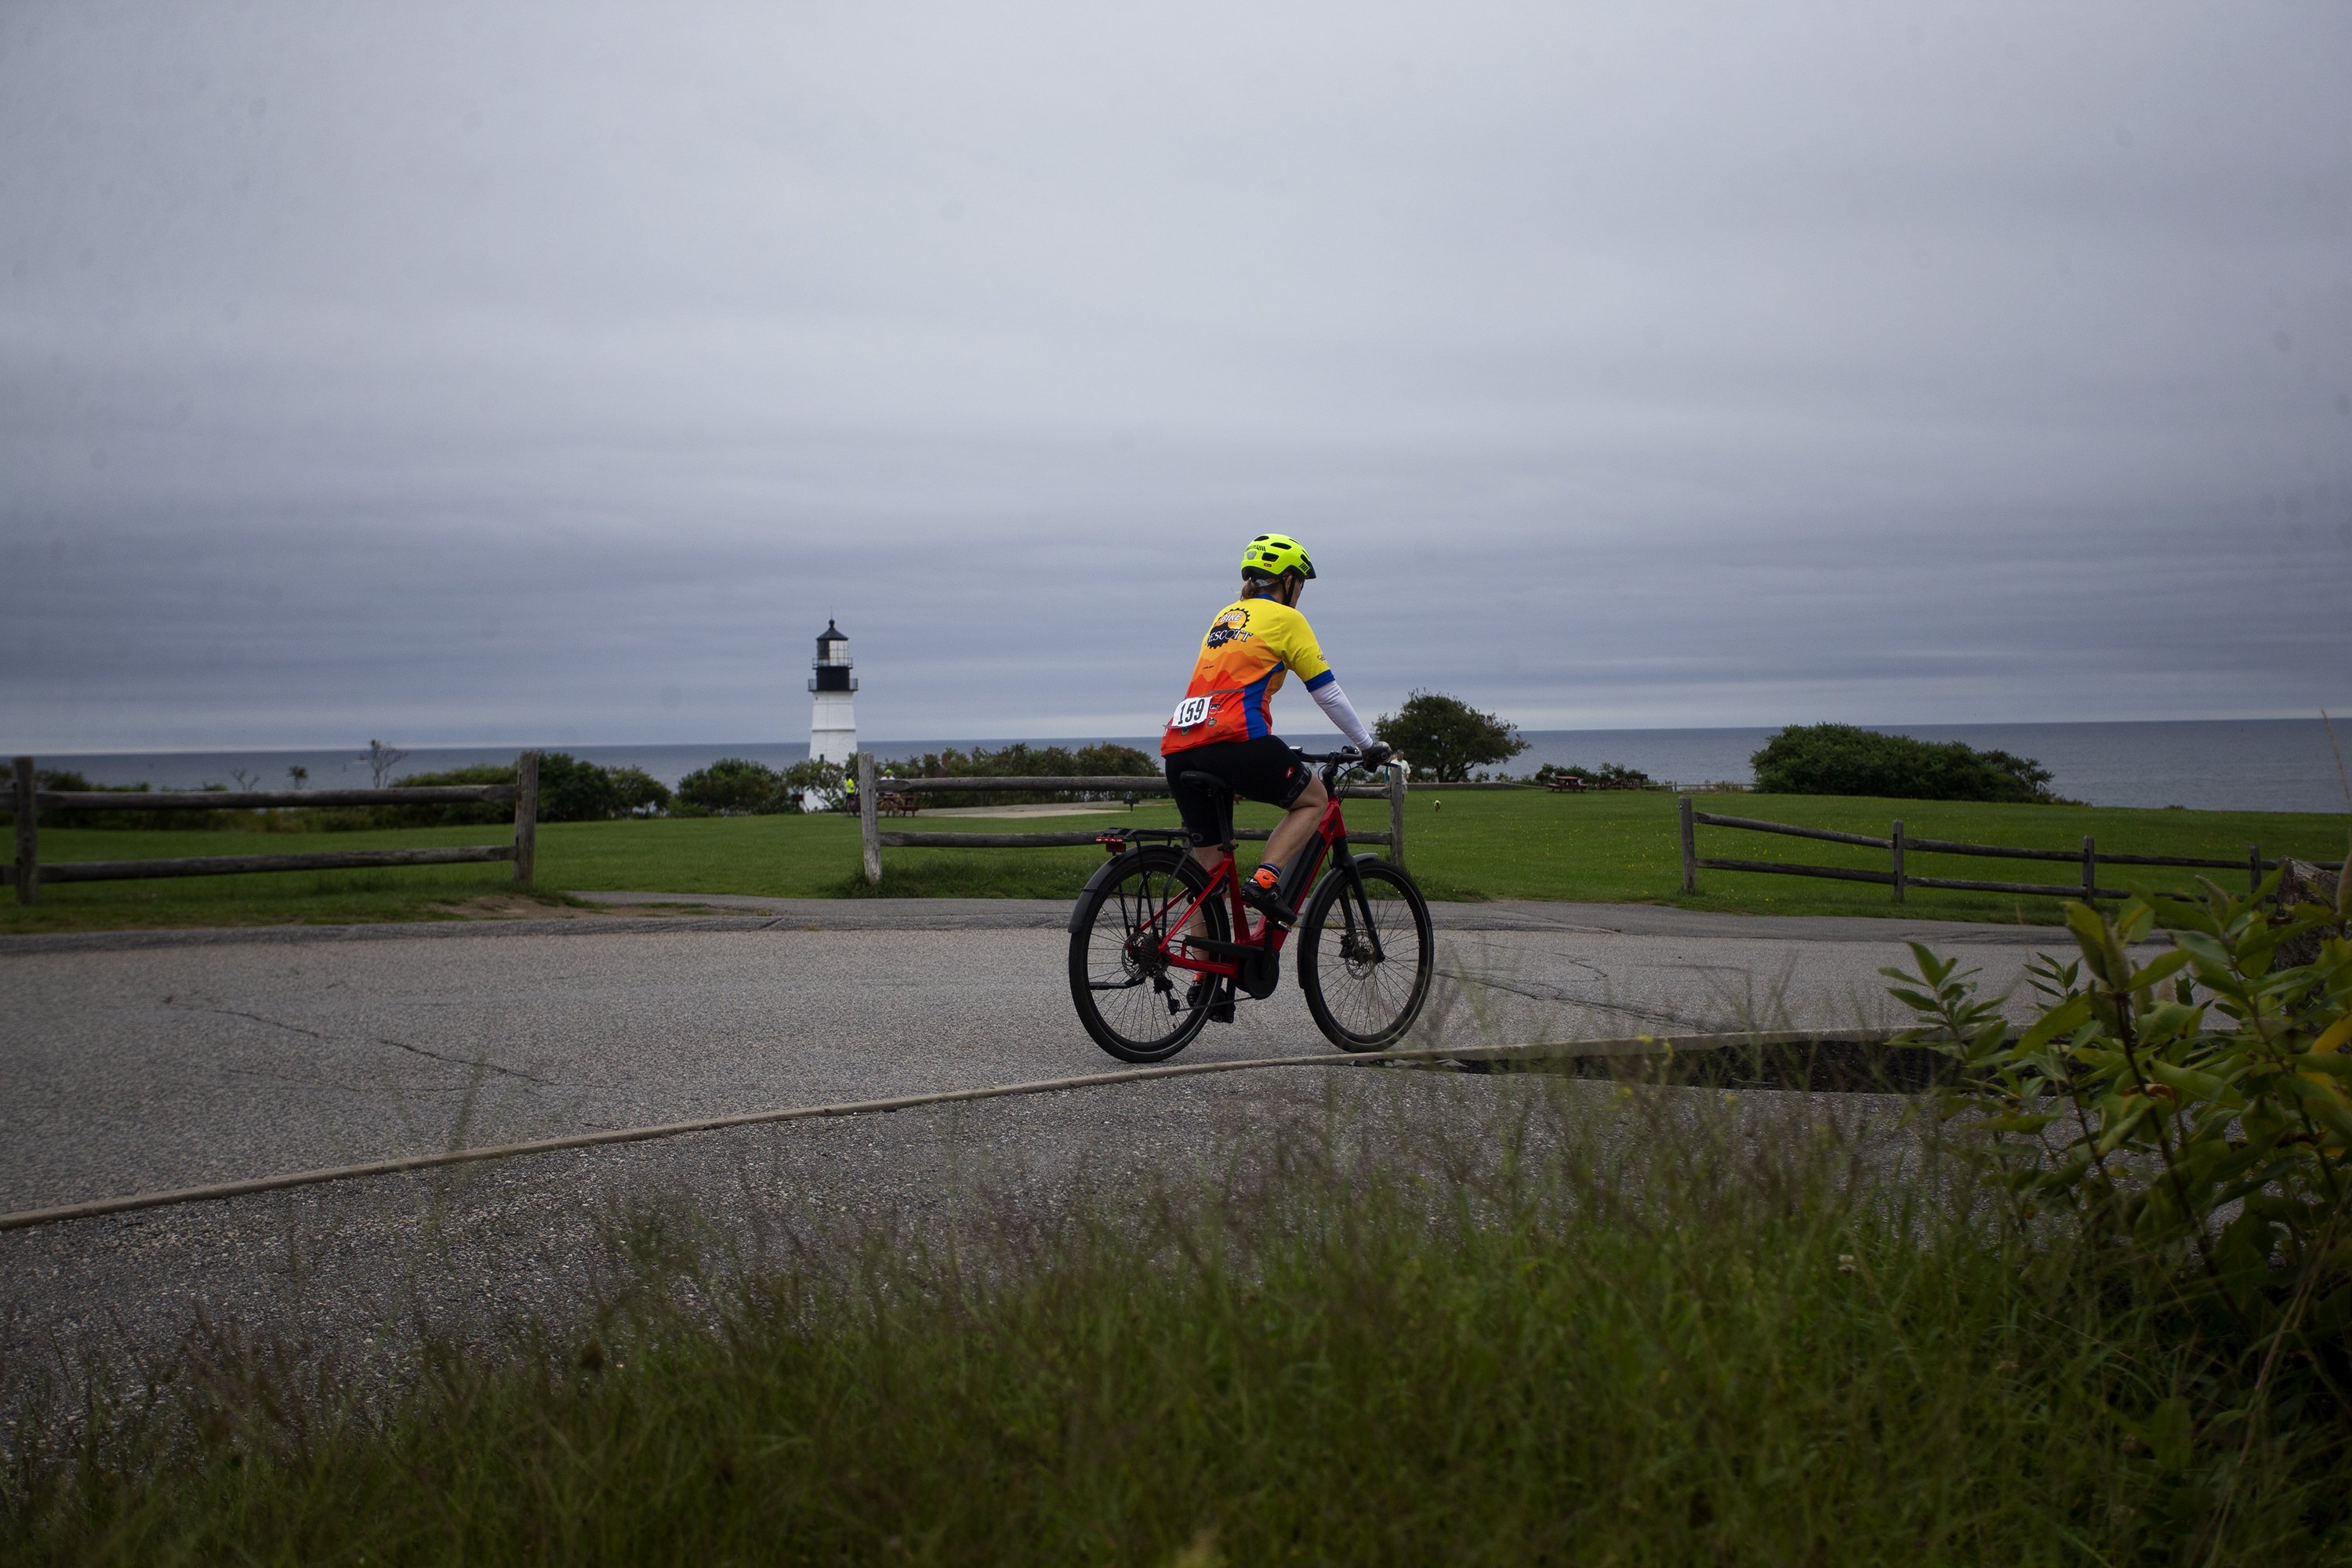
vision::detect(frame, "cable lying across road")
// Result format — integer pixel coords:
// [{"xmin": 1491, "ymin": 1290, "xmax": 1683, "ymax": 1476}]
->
[{"xmin": 0, "ymin": 1030, "xmax": 1907, "ymax": 1234}]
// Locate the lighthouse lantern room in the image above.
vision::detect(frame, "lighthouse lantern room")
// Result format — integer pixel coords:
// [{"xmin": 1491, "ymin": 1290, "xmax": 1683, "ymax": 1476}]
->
[{"xmin": 808, "ymin": 619, "xmax": 858, "ymax": 768}]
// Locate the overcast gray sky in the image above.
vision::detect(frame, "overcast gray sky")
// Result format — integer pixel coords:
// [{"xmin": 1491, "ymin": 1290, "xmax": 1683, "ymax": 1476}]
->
[{"xmin": 4, "ymin": 1, "xmax": 2347, "ymax": 750}]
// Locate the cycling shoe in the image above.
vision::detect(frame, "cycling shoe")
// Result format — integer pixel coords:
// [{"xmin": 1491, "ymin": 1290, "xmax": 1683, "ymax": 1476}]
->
[{"xmin": 1239, "ymin": 878, "xmax": 1298, "ymax": 928}]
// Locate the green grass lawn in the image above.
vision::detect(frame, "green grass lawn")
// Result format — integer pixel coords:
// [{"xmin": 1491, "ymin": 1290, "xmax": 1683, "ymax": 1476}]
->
[{"xmin": 5, "ymin": 791, "xmax": 2343, "ymax": 933}]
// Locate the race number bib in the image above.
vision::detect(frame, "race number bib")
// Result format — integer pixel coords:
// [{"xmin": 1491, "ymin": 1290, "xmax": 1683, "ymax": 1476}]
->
[{"xmin": 1170, "ymin": 695, "xmax": 1213, "ymax": 729}]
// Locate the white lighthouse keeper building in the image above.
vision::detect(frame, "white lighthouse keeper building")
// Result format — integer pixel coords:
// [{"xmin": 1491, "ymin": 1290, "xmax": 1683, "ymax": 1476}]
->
[{"xmin": 808, "ymin": 619, "xmax": 858, "ymax": 767}]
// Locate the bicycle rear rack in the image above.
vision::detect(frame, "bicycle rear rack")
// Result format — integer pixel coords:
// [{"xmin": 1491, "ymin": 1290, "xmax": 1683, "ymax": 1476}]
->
[{"xmin": 1097, "ymin": 829, "xmax": 1189, "ymax": 853}]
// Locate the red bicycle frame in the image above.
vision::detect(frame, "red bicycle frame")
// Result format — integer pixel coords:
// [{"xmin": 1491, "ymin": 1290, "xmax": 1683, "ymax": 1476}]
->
[{"xmin": 1132, "ymin": 787, "xmax": 1353, "ymax": 984}]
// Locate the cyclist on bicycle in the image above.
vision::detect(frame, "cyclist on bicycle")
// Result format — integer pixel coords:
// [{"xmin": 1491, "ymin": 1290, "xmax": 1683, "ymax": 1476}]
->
[{"xmin": 1162, "ymin": 533, "xmax": 1391, "ymax": 931}]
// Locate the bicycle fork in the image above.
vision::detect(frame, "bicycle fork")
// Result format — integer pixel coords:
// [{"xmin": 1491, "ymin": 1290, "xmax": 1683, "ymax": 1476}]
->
[{"xmin": 1326, "ymin": 845, "xmax": 1390, "ymax": 967}]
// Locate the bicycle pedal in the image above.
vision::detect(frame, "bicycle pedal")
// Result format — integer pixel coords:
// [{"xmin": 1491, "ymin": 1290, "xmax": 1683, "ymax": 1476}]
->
[{"xmin": 1240, "ymin": 888, "xmax": 1296, "ymax": 928}]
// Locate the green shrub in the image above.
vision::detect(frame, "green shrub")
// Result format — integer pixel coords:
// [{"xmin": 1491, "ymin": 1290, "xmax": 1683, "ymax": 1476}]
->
[
  {"xmin": 361, "ymin": 754, "xmax": 662, "ymax": 826},
  {"xmin": 1534, "ymin": 760, "xmax": 1657, "ymax": 790},
  {"xmin": 267, "ymin": 753, "xmax": 662, "ymax": 828},
  {"xmin": 357, "ymin": 754, "xmax": 666, "ymax": 824},
  {"xmin": 535, "ymin": 753, "xmax": 622, "ymax": 823},
  {"xmin": 0, "ymin": 771, "xmax": 237, "ymax": 832},
  {"xmin": 376, "ymin": 762, "xmax": 518, "ymax": 827},
  {"xmin": 675, "ymin": 757, "xmax": 796, "ymax": 815},
  {"xmin": 1887, "ymin": 856, "xmax": 2352, "ymax": 1528},
  {"xmin": 1751, "ymin": 722, "xmax": 2060, "ymax": 801},
  {"xmin": 880, "ymin": 742, "xmax": 1156, "ymax": 807}
]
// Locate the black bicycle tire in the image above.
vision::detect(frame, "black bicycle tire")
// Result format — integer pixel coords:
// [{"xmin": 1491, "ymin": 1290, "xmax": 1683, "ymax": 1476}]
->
[
  {"xmin": 1298, "ymin": 857, "xmax": 1435, "ymax": 1053},
  {"xmin": 1067, "ymin": 848, "xmax": 1229, "ymax": 1063}
]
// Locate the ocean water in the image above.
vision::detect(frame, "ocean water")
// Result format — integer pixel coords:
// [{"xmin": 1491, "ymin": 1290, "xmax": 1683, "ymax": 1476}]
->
[
  {"xmin": 23, "ymin": 720, "xmax": 2352, "ymax": 815},
  {"xmin": 1512, "ymin": 721, "xmax": 2351, "ymax": 815}
]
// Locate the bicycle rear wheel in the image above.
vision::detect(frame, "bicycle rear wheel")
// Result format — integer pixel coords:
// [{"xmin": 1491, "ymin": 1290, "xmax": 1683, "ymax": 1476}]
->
[
  {"xmin": 1068, "ymin": 848, "xmax": 1229, "ymax": 1062},
  {"xmin": 1298, "ymin": 857, "xmax": 1435, "ymax": 1051}
]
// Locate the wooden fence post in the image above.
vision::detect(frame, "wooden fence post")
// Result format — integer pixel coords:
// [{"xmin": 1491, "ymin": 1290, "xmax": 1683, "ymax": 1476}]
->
[
  {"xmin": 1679, "ymin": 793, "xmax": 1697, "ymax": 894},
  {"xmin": 513, "ymin": 750, "xmax": 539, "ymax": 884},
  {"xmin": 858, "ymin": 753, "xmax": 880, "ymax": 886},
  {"xmin": 1890, "ymin": 819, "xmax": 1905, "ymax": 904},
  {"xmin": 2249, "ymin": 844, "xmax": 2263, "ymax": 896},
  {"xmin": 2082, "ymin": 836, "xmax": 2096, "ymax": 902},
  {"xmin": 1388, "ymin": 763, "xmax": 1406, "ymax": 867},
  {"xmin": 13, "ymin": 757, "xmax": 36, "ymax": 907}
]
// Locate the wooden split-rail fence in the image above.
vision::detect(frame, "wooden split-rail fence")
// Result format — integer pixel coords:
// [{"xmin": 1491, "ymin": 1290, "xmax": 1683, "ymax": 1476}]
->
[
  {"xmin": 1678, "ymin": 795, "xmax": 2340, "ymax": 904},
  {"xmin": 7, "ymin": 752, "xmax": 542, "ymax": 906},
  {"xmin": 852, "ymin": 753, "xmax": 1408, "ymax": 887}
]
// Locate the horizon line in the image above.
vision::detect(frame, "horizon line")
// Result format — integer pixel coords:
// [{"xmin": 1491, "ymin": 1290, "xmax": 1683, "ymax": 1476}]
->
[{"xmin": 13, "ymin": 713, "xmax": 2339, "ymax": 758}]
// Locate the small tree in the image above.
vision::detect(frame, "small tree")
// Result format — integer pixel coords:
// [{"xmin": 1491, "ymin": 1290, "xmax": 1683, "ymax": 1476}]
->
[
  {"xmin": 783, "ymin": 757, "xmax": 848, "ymax": 811},
  {"xmin": 606, "ymin": 766, "xmax": 672, "ymax": 818},
  {"xmin": 365, "ymin": 739, "xmax": 408, "ymax": 789},
  {"xmin": 287, "ymin": 765, "xmax": 309, "ymax": 789},
  {"xmin": 1374, "ymin": 691, "xmax": 1528, "ymax": 783}
]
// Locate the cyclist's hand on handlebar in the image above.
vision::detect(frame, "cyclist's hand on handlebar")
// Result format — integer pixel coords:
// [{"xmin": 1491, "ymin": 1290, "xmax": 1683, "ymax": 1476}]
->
[{"xmin": 1358, "ymin": 742, "xmax": 1393, "ymax": 769}]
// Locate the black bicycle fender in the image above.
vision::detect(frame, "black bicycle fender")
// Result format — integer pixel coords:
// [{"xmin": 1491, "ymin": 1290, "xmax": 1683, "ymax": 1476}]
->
[{"xmin": 1067, "ymin": 846, "xmax": 1185, "ymax": 935}]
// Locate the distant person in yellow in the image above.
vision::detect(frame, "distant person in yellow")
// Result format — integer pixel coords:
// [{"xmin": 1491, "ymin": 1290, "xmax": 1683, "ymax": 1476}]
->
[{"xmin": 1160, "ymin": 533, "xmax": 1389, "ymax": 927}]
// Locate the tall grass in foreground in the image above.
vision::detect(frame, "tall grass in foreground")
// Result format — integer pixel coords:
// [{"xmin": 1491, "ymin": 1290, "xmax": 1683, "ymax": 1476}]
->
[{"xmin": 5, "ymin": 1082, "xmax": 2347, "ymax": 1564}]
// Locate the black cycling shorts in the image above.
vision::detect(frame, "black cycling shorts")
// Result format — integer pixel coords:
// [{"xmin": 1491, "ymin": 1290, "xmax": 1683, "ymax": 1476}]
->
[{"xmin": 1164, "ymin": 736, "xmax": 1311, "ymax": 847}]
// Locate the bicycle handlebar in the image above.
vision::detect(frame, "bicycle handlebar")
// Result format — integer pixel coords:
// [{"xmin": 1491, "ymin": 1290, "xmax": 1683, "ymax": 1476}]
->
[{"xmin": 1290, "ymin": 746, "xmax": 1403, "ymax": 782}]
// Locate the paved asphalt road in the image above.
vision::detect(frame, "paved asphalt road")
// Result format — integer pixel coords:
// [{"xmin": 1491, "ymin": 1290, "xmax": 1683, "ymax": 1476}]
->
[{"xmin": 0, "ymin": 900, "xmax": 2078, "ymax": 1388}]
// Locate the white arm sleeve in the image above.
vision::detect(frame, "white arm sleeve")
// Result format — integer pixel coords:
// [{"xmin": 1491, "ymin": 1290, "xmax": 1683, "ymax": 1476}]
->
[{"xmin": 1309, "ymin": 677, "xmax": 1377, "ymax": 749}]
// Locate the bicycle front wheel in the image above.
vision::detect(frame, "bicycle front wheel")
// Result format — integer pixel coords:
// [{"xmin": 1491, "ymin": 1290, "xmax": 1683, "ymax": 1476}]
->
[
  {"xmin": 1299, "ymin": 856, "xmax": 1435, "ymax": 1052},
  {"xmin": 1068, "ymin": 848, "xmax": 1229, "ymax": 1063}
]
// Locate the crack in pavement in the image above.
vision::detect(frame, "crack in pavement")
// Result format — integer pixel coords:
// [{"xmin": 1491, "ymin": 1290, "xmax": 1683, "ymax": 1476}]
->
[
  {"xmin": 1436, "ymin": 969, "xmax": 1704, "ymax": 1029},
  {"xmin": 221, "ymin": 1065, "xmax": 414, "ymax": 1096},
  {"xmin": 165, "ymin": 995, "xmax": 333, "ymax": 1041},
  {"xmin": 219, "ymin": 1064, "xmax": 558, "ymax": 1100},
  {"xmin": 1446, "ymin": 950, "xmax": 1614, "ymax": 985},
  {"xmin": 161, "ymin": 996, "xmax": 558, "ymax": 1087},
  {"xmin": 369, "ymin": 1038, "xmax": 557, "ymax": 1087}
]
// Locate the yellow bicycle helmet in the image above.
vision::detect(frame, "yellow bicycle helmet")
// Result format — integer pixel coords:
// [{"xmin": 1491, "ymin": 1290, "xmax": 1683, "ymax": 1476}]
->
[{"xmin": 1240, "ymin": 532, "xmax": 1316, "ymax": 581}]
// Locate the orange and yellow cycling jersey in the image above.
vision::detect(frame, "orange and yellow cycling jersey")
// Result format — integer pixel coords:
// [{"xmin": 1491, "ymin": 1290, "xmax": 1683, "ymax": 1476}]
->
[{"xmin": 1161, "ymin": 598, "xmax": 1335, "ymax": 755}]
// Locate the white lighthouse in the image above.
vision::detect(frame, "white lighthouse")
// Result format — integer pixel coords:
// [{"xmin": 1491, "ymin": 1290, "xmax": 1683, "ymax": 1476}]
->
[{"xmin": 808, "ymin": 619, "xmax": 858, "ymax": 767}]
